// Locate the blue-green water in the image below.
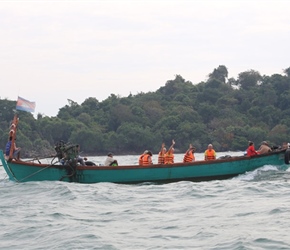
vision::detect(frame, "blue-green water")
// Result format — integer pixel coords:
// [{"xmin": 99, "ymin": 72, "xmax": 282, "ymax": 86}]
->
[{"xmin": 1, "ymin": 153, "xmax": 290, "ymax": 250}]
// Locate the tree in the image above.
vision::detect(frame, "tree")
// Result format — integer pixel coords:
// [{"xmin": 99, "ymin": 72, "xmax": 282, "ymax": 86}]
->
[
  {"xmin": 69, "ymin": 128, "xmax": 104, "ymax": 154},
  {"xmin": 283, "ymin": 67, "xmax": 290, "ymax": 77},
  {"xmin": 268, "ymin": 124, "xmax": 290, "ymax": 145},
  {"xmin": 197, "ymin": 103, "xmax": 220, "ymax": 124},
  {"xmin": 116, "ymin": 122, "xmax": 155, "ymax": 152},
  {"xmin": 81, "ymin": 97, "xmax": 100, "ymax": 113},
  {"xmin": 208, "ymin": 65, "xmax": 228, "ymax": 84},
  {"xmin": 236, "ymin": 70, "xmax": 262, "ymax": 90},
  {"xmin": 2, "ymin": 67, "xmax": 290, "ymax": 156}
]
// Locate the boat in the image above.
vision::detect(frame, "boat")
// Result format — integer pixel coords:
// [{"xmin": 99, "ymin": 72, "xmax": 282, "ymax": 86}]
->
[
  {"xmin": 1, "ymin": 115, "xmax": 289, "ymax": 184},
  {"xmin": 0, "ymin": 148, "xmax": 288, "ymax": 183}
]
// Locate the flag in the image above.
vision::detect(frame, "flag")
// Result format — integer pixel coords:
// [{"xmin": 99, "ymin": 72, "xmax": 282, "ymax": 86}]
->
[{"xmin": 16, "ymin": 96, "xmax": 36, "ymax": 113}]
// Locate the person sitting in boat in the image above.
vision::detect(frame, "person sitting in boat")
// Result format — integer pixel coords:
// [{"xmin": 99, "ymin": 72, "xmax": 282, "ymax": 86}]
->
[
  {"xmin": 257, "ymin": 141, "xmax": 272, "ymax": 154},
  {"xmin": 183, "ymin": 144, "xmax": 196, "ymax": 163},
  {"xmin": 158, "ymin": 143, "xmax": 166, "ymax": 164},
  {"xmin": 139, "ymin": 150, "xmax": 147, "ymax": 165},
  {"xmin": 141, "ymin": 150, "xmax": 153, "ymax": 165},
  {"xmin": 5, "ymin": 136, "xmax": 21, "ymax": 160},
  {"xmin": 77, "ymin": 156, "xmax": 86, "ymax": 165},
  {"xmin": 282, "ymin": 142, "xmax": 290, "ymax": 150},
  {"xmin": 104, "ymin": 152, "xmax": 118, "ymax": 166},
  {"xmin": 247, "ymin": 141, "xmax": 258, "ymax": 156},
  {"xmin": 204, "ymin": 144, "xmax": 216, "ymax": 160},
  {"xmin": 164, "ymin": 139, "xmax": 175, "ymax": 164},
  {"xmin": 76, "ymin": 145, "xmax": 86, "ymax": 166}
]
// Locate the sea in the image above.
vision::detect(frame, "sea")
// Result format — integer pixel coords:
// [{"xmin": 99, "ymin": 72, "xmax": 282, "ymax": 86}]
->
[{"xmin": 1, "ymin": 152, "xmax": 290, "ymax": 250}]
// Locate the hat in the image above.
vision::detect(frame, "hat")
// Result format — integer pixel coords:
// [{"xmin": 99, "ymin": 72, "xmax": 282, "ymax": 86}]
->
[
  {"xmin": 147, "ymin": 150, "xmax": 152, "ymax": 156},
  {"xmin": 208, "ymin": 144, "xmax": 213, "ymax": 147},
  {"xmin": 107, "ymin": 152, "xmax": 113, "ymax": 156},
  {"xmin": 261, "ymin": 141, "xmax": 268, "ymax": 145}
]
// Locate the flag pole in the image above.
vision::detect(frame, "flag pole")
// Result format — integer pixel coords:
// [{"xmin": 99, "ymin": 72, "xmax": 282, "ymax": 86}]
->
[{"xmin": 8, "ymin": 113, "xmax": 19, "ymax": 161}]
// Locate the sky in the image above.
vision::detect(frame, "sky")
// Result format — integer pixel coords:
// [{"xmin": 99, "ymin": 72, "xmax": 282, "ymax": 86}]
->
[{"xmin": 0, "ymin": 0, "xmax": 290, "ymax": 117}]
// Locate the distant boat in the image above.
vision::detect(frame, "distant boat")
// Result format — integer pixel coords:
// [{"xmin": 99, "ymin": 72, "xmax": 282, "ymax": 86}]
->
[{"xmin": 1, "ymin": 114, "xmax": 288, "ymax": 184}]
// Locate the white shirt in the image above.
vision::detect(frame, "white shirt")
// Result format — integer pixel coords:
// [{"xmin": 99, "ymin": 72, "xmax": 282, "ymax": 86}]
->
[{"xmin": 104, "ymin": 156, "xmax": 115, "ymax": 166}]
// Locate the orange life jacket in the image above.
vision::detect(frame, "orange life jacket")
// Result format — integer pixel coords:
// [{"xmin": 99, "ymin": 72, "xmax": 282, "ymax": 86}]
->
[
  {"xmin": 205, "ymin": 149, "xmax": 216, "ymax": 160},
  {"xmin": 139, "ymin": 154, "xmax": 145, "ymax": 165},
  {"xmin": 142, "ymin": 154, "xmax": 152, "ymax": 165},
  {"xmin": 158, "ymin": 152, "xmax": 165, "ymax": 164},
  {"xmin": 183, "ymin": 151, "xmax": 195, "ymax": 163},
  {"xmin": 164, "ymin": 152, "xmax": 174, "ymax": 164}
]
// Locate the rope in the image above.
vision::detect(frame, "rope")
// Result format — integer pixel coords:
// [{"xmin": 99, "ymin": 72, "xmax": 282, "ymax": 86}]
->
[
  {"xmin": 13, "ymin": 162, "xmax": 77, "ymax": 182},
  {"xmin": 0, "ymin": 174, "xmax": 16, "ymax": 188},
  {"xmin": 3, "ymin": 155, "xmax": 77, "ymax": 183},
  {"xmin": 12, "ymin": 162, "xmax": 59, "ymax": 182},
  {"xmin": 23, "ymin": 156, "xmax": 56, "ymax": 164},
  {"xmin": 59, "ymin": 163, "xmax": 76, "ymax": 181},
  {"xmin": 0, "ymin": 173, "xmax": 8, "ymax": 183}
]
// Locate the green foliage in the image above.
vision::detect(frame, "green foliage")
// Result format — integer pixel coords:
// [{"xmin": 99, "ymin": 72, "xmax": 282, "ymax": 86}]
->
[
  {"xmin": 236, "ymin": 70, "xmax": 262, "ymax": 90},
  {"xmin": 1, "ymin": 65, "xmax": 290, "ymax": 157},
  {"xmin": 208, "ymin": 65, "xmax": 228, "ymax": 84}
]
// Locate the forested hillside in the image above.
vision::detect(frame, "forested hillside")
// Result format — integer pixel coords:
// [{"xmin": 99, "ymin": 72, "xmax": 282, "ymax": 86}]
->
[{"xmin": 1, "ymin": 65, "xmax": 290, "ymax": 157}]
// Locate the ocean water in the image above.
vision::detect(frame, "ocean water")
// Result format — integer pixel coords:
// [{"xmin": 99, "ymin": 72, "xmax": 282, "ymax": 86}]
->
[{"xmin": 1, "ymin": 152, "xmax": 290, "ymax": 250}]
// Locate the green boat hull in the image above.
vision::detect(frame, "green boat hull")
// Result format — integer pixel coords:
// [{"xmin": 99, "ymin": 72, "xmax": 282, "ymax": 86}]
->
[{"xmin": 0, "ymin": 150, "xmax": 287, "ymax": 183}]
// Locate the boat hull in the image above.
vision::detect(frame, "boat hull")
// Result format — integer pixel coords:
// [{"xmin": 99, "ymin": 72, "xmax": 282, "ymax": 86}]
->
[{"xmin": 0, "ymin": 150, "xmax": 287, "ymax": 183}]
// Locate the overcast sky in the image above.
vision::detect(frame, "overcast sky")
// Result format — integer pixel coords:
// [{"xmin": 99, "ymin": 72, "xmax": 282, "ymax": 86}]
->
[{"xmin": 0, "ymin": 0, "xmax": 289, "ymax": 117}]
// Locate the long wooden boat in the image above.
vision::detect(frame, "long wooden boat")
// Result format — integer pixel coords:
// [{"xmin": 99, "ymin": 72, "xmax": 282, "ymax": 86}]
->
[
  {"xmin": 1, "ymin": 114, "xmax": 289, "ymax": 184},
  {"xmin": 0, "ymin": 149, "xmax": 288, "ymax": 184}
]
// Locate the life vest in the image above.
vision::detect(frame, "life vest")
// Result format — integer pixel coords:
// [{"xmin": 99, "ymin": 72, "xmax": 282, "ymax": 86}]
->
[
  {"xmin": 247, "ymin": 145, "xmax": 258, "ymax": 156},
  {"xmin": 158, "ymin": 152, "xmax": 165, "ymax": 164},
  {"xmin": 205, "ymin": 149, "xmax": 216, "ymax": 160},
  {"xmin": 142, "ymin": 154, "xmax": 152, "ymax": 165},
  {"xmin": 139, "ymin": 154, "xmax": 145, "ymax": 165},
  {"xmin": 183, "ymin": 151, "xmax": 195, "ymax": 163},
  {"xmin": 164, "ymin": 152, "xmax": 174, "ymax": 164}
]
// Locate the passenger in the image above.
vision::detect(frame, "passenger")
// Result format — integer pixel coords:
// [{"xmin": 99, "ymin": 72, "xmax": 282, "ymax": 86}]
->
[
  {"xmin": 84, "ymin": 157, "xmax": 96, "ymax": 166},
  {"xmin": 142, "ymin": 150, "xmax": 153, "ymax": 165},
  {"xmin": 158, "ymin": 143, "xmax": 166, "ymax": 164},
  {"xmin": 104, "ymin": 152, "xmax": 118, "ymax": 166},
  {"xmin": 5, "ymin": 136, "xmax": 21, "ymax": 160},
  {"xmin": 247, "ymin": 141, "xmax": 258, "ymax": 156},
  {"xmin": 139, "ymin": 150, "xmax": 148, "ymax": 165},
  {"xmin": 204, "ymin": 144, "xmax": 216, "ymax": 160},
  {"xmin": 257, "ymin": 141, "xmax": 272, "ymax": 154},
  {"xmin": 183, "ymin": 144, "xmax": 196, "ymax": 163},
  {"xmin": 282, "ymin": 142, "xmax": 289, "ymax": 150},
  {"xmin": 76, "ymin": 145, "xmax": 86, "ymax": 166},
  {"xmin": 164, "ymin": 139, "xmax": 175, "ymax": 164}
]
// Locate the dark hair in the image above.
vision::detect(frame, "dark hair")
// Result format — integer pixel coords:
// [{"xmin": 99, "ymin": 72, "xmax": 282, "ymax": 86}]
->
[{"xmin": 147, "ymin": 150, "xmax": 152, "ymax": 156}]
